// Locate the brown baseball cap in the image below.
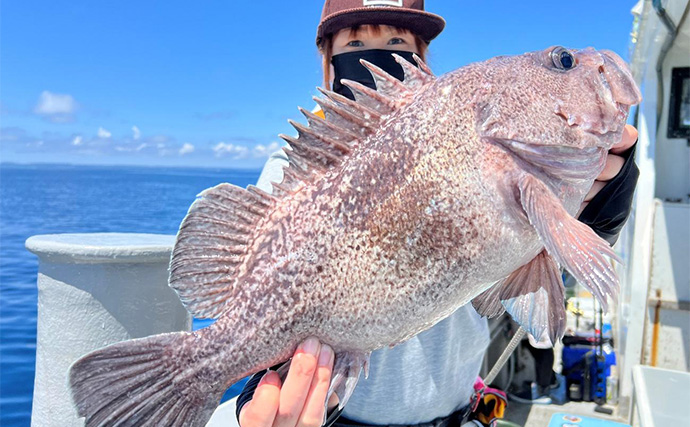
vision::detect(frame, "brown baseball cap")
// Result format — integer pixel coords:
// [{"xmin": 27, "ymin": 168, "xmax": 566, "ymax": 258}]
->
[{"xmin": 316, "ymin": 0, "xmax": 446, "ymax": 47}]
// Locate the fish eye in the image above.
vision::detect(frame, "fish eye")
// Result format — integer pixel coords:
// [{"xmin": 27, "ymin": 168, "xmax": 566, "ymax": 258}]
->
[{"xmin": 551, "ymin": 47, "xmax": 576, "ymax": 70}]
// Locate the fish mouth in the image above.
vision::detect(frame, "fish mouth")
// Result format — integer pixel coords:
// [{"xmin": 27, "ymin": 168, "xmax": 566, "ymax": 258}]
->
[
  {"xmin": 553, "ymin": 75, "xmax": 628, "ymax": 143},
  {"xmin": 494, "ymin": 138, "xmax": 608, "ymax": 181},
  {"xmin": 599, "ymin": 49, "xmax": 642, "ymax": 105},
  {"xmin": 553, "ymin": 102, "xmax": 629, "ymax": 142},
  {"xmin": 554, "ymin": 49, "xmax": 640, "ymax": 146}
]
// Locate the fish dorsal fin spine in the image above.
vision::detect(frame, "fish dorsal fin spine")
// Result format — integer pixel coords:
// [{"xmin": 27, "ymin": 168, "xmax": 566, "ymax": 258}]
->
[
  {"xmin": 298, "ymin": 107, "xmax": 356, "ymax": 151},
  {"xmin": 412, "ymin": 53, "xmax": 434, "ymax": 76},
  {"xmin": 341, "ymin": 79, "xmax": 397, "ymax": 114},
  {"xmin": 365, "ymin": 60, "xmax": 410, "ymax": 96},
  {"xmin": 312, "ymin": 95, "xmax": 377, "ymax": 135},
  {"xmin": 289, "ymin": 119, "xmax": 352, "ymax": 155},
  {"xmin": 280, "ymin": 54, "xmax": 435, "ymax": 188},
  {"xmin": 317, "ymin": 88, "xmax": 381, "ymax": 128},
  {"xmin": 397, "ymin": 54, "xmax": 434, "ymax": 90},
  {"xmin": 281, "ymin": 166, "xmax": 310, "ymax": 185},
  {"xmin": 281, "ymin": 141, "xmax": 332, "ymax": 171},
  {"xmin": 169, "ymin": 56, "xmax": 435, "ymax": 318}
]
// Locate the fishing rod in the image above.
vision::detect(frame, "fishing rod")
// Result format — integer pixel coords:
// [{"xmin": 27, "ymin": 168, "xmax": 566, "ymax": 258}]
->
[{"xmin": 484, "ymin": 326, "xmax": 527, "ymax": 385}]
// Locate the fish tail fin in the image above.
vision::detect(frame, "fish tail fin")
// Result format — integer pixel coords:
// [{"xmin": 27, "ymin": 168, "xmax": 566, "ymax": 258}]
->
[{"xmin": 69, "ymin": 331, "xmax": 230, "ymax": 427}]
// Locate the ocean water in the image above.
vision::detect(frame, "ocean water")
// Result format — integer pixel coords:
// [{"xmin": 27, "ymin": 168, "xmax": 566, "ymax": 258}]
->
[{"xmin": 0, "ymin": 163, "xmax": 261, "ymax": 426}]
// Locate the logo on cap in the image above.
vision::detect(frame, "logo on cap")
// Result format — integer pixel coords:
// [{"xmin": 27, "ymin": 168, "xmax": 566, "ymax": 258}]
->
[{"xmin": 363, "ymin": 0, "xmax": 403, "ymax": 6}]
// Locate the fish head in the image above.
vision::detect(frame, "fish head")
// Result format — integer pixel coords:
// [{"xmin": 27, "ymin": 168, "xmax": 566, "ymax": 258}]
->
[{"xmin": 474, "ymin": 46, "xmax": 641, "ymax": 181}]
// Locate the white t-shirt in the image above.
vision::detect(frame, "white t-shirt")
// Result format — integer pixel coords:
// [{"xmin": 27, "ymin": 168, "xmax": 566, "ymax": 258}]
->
[
  {"xmin": 343, "ymin": 306, "xmax": 489, "ymax": 424},
  {"xmin": 256, "ymin": 149, "xmax": 490, "ymax": 425}
]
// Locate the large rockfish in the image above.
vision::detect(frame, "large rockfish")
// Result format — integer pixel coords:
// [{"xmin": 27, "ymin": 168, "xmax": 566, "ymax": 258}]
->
[{"xmin": 69, "ymin": 46, "xmax": 641, "ymax": 426}]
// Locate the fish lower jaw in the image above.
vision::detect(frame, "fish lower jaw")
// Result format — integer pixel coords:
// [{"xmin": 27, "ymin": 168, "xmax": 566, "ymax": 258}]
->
[{"xmin": 492, "ymin": 137, "xmax": 607, "ymax": 182}]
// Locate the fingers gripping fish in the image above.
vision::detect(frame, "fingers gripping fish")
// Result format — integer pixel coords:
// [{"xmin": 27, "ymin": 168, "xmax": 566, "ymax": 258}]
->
[{"xmin": 69, "ymin": 47, "xmax": 641, "ymax": 426}]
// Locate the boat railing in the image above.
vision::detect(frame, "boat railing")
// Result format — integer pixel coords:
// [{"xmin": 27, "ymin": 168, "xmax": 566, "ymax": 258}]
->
[{"xmin": 25, "ymin": 233, "xmax": 191, "ymax": 427}]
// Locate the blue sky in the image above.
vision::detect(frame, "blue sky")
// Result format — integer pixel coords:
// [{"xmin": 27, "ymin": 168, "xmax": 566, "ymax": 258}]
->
[{"xmin": 0, "ymin": 1, "xmax": 639, "ymax": 169}]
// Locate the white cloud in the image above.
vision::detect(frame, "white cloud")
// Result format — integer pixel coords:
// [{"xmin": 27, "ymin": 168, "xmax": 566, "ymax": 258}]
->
[
  {"xmin": 72, "ymin": 136, "xmax": 83, "ymax": 146},
  {"xmin": 33, "ymin": 91, "xmax": 77, "ymax": 115},
  {"xmin": 213, "ymin": 142, "xmax": 249, "ymax": 159},
  {"xmin": 97, "ymin": 127, "xmax": 112, "ymax": 138},
  {"xmin": 114, "ymin": 142, "xmax": 148, "ymax": 153},
  {"xmin": 253, "ymin": 141, "xmax": 280, "ymax": 158},
  {"xmin": 132, "ymin": 126, "xmax": 141, "ymax": 140},
  {"xmin": 151, "ymin": 135, "xmax": 168, "ymax": 143},
  {"xmin": 212, "ymin": 141, "xmax": 279, "ymax": 160},
  {"xmin": 25, "ymin": 140, "xmax": 44, "ymax": 147},
  {"xmin": 179, "ymin": 143, "xmax": 195, "ymax": 155}
]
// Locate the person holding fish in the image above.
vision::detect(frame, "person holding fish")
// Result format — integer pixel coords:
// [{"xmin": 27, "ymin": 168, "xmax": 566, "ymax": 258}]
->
[
  {"xmin": 67, "ymin": 1, "xmax": 642, "ymax": 426},
  {"xmin": 236, "ymin": 1, "xmax": 639, "ymax": 427}
]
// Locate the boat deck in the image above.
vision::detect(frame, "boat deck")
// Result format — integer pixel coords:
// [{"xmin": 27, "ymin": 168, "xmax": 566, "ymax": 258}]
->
[
  {"xmin": 207, "ymin": 397, "xmax": 630, "ymax": 426},
  {"xmin": 505, "ymin": 400, "xmax": 627, "ymax": 426}
]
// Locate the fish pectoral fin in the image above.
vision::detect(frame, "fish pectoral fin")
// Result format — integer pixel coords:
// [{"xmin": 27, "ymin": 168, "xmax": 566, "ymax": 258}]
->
[
  {"xmin": 328, "ymin": 351, "xmax": 370, "ymax": 412},
  {"xmin": 482, "ymin": 251, "xmax": 566, "ymax": 345},
  {"xmin": 518, "ymin": 174, "xmax": 620, "ymax": 312}
]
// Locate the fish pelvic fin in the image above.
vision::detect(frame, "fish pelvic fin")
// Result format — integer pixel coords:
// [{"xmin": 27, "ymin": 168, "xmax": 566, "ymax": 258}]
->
[
  {"xmin": 169, "ymin": 183, "xmax": 276, "ymax": 318},
  {"xmin": 471, "ymin": 285, "xmax": 506, "ymax": 319},
  {"xmin": 518, "ymin": 174, "xmax": 620, "ymax": 312},
  {"xmin": 276, "ymin": 54, "xmax": 435, "ymax": 196},
  {"xmin": 328, "ymin": 351, "xmax": 370, "ymax": 411},
  {"xmin": 69, "ymin": 331, "xmax": 230, "ymax": 427},
  {"xmin": 272, "ymin": 349, "xmax": 370, "ymax": 414},
  {"xmin": 473, "ymin": 251, "xmax": 566, "ymax": 345}
]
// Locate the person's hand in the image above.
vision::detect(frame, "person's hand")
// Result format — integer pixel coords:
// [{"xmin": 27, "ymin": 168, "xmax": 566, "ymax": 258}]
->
[
  {"xmin": 239, "ymin": 337, "xmax": 336, "ymax": 427},
  {"xmin": 578, "ymin": 124, "xmax": 638, "ymax": 217}
]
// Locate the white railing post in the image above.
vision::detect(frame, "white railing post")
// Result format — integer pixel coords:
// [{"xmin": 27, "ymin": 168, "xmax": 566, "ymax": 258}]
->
[{"xmin": 26, "ymin": 233, "xmax": 191, "ymax": 427}]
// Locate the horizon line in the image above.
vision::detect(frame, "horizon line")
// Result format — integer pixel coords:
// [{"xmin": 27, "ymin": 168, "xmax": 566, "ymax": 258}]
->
[{"xmin": 0, "ymin": 161, "xmax": 264, "ymax": 172}]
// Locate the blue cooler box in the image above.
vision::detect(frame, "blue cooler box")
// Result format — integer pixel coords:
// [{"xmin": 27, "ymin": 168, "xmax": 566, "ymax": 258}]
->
[{"xmin": 562, "ymin": 339, "xmax": 616, "ymax": 402}]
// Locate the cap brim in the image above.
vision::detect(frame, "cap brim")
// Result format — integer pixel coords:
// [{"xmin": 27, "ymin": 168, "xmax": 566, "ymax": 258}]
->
[{"xmin": 316, "ymin": 8, "xmax": 446, "ymax": 46}]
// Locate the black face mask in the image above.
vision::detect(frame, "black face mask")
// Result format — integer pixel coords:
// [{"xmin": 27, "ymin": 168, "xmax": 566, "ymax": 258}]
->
[{"xmin": 331, "ymin": 49, "xmax": 418, "ymax": 100}]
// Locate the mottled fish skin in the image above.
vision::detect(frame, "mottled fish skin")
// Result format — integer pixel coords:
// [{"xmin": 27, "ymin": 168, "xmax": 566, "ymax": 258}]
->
[
  {"xmin": 210, "ymin": 48, "xmax": 635, "ymax": 351},
  {"xmin": 68, "ymin": 47, "xmax": 641, "ymax": 426}
]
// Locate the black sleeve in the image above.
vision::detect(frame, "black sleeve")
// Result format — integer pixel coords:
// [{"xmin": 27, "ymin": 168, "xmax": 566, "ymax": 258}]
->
[
  {"xmin": 235, "ymin": 366, "xmax": 346, "ymax": 426},
  {"xmin": 235, "ymin": 369, "xmax": 268, "ymax": 421},
  {"xmin": 577, "ymin": 142, "xmax": 639, "ymax": 245}
]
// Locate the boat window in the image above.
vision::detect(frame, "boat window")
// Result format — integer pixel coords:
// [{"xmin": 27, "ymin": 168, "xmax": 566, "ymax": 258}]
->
[{"xmin": 667, "ymin": 67, "xmax": 690, "ymax": 140}]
